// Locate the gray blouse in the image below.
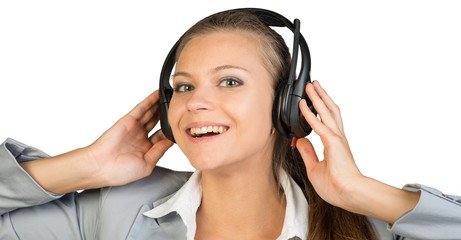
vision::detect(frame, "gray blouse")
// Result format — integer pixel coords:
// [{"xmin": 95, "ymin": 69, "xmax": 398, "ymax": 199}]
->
[{"xmin": 1, "ymin": 138, "xmax": 461, "ymax": 239}]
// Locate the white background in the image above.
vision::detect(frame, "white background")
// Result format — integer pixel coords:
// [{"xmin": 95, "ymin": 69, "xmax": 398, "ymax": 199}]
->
[{"xmin": 1, "ymin": 1, "xmax": 460, "ymax": 194}]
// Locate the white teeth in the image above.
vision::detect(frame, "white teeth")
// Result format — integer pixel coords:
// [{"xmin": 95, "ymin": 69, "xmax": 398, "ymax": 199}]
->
[
  {"xmin": 190, "ymin": 128, "xmax": 197, "ymax": 135},
  {"xmin": 190, "ymin": 125, "xmax": 227, "ymax": 137}
]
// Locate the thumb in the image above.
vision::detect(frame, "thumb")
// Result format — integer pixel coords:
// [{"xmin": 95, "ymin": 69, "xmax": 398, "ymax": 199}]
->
[
  {"xmin": 296, "ymin": 138, "xmax": 319, "ymax": 176},
  {"xmin": 144, "ymin": 139, "xmax": 174, "ymax": 167}
]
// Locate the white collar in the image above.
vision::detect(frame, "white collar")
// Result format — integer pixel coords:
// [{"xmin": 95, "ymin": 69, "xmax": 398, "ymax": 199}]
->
[{"xmin": 143, "ymin": 170, "xmax": 308, "ymax": 240}]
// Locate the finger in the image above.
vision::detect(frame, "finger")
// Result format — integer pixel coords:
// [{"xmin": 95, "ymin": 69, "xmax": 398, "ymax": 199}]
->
[
  {"xmin": 127, "ymin": 90, "xmax": 160, "ymax": 121},
  {"xmin": 144, "ymin": 110, "xmax": 161, "ymax": 132},
  {"xmin": 305, "ymin": 83, "xmax": 342, "ymax": 134},
  {"xmin": 149, "ymin": 129, "xmax": 167, "ymax": 144},
  {"xmin": 296, "ymin": 138, "xmax": 319, "ymax": 176},
  {"xmin": 312, "ymin": 81, "xmax": 344, "ymax": 133},
  {"xmin": 144, "ymin": 139, "xmax": 174, "ymax": 166},
  {"xmin": 139, "ymin": 102, "xmax": 159, "ymax": 126},
  {"xmin": 299, "ymin": 98, "xmax": 331, "ymax": 137}
]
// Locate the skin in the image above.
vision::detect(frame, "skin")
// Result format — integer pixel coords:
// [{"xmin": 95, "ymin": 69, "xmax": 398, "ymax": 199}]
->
[
  {"xmin": 298, "ymin": 81, "xmax": 420, "ymax": 224},
  {"xmin": 168, "ymin": 31, "xmax": 285, "ymax": 239},
  {"xmin": 19, "ymin": 29, "xmax": 420, "ymax": 239},
  {"xmin": 20, "ymin": 90, "xmax": 173, "ymax": 192},
  {"xmin": 168, "ymin": 31, "xmax": 275, "ymax": 174}
]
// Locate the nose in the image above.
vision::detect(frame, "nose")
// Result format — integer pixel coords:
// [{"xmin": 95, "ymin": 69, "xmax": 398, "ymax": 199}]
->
[{"xmin": 186, "ymin": 86, "xmax": 215, "ymax": 113}]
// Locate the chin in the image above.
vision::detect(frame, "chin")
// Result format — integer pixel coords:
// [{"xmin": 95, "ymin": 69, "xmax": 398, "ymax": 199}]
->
[
  {"xmin": 186, "ymin": 152, "xmax": 238, "ymax": 173},
  {"xmin": 187, "ymin": 155, "xmax": 225, "ymax": 171}
]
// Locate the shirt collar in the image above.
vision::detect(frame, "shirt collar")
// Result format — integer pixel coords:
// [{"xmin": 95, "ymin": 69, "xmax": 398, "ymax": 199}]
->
[{"xmin": 143, "ymin": 170, "xmax": 308, "ymax": 240}]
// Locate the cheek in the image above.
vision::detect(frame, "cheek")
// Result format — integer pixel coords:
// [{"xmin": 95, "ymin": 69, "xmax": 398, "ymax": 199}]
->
[{"xmin": 228, "ymin": 89, "xmax": 274, "ymax": 140}]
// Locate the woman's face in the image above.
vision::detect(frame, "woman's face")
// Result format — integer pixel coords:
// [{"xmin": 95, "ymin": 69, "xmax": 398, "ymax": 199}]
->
[{"xmin": 168, "ymin": 30, "xmax": 276, "ymax": 172}]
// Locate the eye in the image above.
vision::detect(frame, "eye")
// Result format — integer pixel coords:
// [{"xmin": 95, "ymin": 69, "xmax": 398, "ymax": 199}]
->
[
  {"xmin": 219, "ymin": 78, "xmax": 242, "ymax": 88},
  {"xmin": 174, "ymin": 83, "xmax": 194, "ymax": 93}
]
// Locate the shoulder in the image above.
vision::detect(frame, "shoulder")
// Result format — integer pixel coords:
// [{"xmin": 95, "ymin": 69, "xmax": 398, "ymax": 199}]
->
[
  {"xmin": 77, "ymin": 167, "xmax": 193, "ymax": 238},
  {"xmin": 78, "ymin": 167, "xmax": 193, "ymax": 219}
]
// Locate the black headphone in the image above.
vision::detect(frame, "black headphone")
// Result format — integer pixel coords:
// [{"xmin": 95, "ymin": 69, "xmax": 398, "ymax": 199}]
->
[{"xmin": 159, "ymin": 8, "xmax": 316, "ymax": 142}]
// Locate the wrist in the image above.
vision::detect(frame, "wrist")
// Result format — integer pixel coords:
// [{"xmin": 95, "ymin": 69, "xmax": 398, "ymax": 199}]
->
[
  {"xmin": 340, "ymin": 176, "xmax": 420, "ymax": 224},
  {"xmin": 339, "ymin": 176, "xmax": 380, "ymax": 215},
  {"xmin": 21, "ymin": 147, "xmax": 103, "ymax": 194},
  {"xmin": 50, "ymin": 147, "xmax": 101, "ymax": 193},
  {"xmin": 80, "ymin": 145, "xmax": 109, "ymax": 188}
]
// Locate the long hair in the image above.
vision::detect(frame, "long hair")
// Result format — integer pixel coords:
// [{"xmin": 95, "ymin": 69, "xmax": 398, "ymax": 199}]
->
[{"xmin": 175, "ymin": 10, "xmax": 376, "ymax": 240}]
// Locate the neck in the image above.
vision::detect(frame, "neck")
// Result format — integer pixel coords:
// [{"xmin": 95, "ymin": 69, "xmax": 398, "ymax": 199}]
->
[{"xmin": 195, "ymin": 160, "xmax": 286, "ymax": 239}]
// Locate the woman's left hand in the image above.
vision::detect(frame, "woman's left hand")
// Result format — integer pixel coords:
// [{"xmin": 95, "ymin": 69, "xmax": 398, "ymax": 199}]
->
[
  {"xmin": 296, "ymin": 80, "xmax": 420, "ymax": 224},
  {"xmin": 296, "ymin": 80, "xmax": 364, "ymax": 209}
]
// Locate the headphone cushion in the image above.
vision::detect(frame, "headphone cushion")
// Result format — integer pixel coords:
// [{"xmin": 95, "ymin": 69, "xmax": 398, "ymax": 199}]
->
[
  {"xmin": 272, "ymin": 84, "xmax": 291, "ymax": 137},
  {"xmin": 159, "ymin": 101, "xmax": 175, "ymax": 142}
]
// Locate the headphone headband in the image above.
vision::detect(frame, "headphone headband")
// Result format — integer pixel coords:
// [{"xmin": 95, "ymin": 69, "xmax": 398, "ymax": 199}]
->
[{"xmin": 159, "ymin": 8, "xmax": 315, "ymax": 142}]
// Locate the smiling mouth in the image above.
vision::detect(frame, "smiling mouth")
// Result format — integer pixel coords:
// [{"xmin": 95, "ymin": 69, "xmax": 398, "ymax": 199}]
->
[{"xmin": 189, "ymin": 125, "xmax": 228, "ymax": 138}]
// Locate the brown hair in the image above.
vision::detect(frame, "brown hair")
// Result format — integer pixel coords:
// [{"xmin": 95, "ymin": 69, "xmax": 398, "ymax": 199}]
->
[{"xmin": 175, "ymin": 10, "xmax": 376, "ymax": 240}]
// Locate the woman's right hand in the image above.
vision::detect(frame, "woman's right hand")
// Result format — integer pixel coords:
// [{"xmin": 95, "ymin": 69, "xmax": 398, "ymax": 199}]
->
[
  {"xmin": 86, "ymin": 90, "xmax": 173, "ymax": 187},
  {"xmin": 21, "ymin": 90, "xmax": 173, "ymax": 194}
]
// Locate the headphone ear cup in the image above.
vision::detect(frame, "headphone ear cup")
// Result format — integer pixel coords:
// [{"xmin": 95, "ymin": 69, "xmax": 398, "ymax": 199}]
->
[
  {"xmin": 302, "ymin": 96, "xmax": 316, "ymax": 134},
  {"xmin": 159, "ymin": 89, "xmax": 175, "ymax": 142},
  {"xmin": 290, "ymin": 94, "xmax": 315, "ymax": 137},
  {"xmin": 272, "ymin": 84, "xmax": 291, "ymax": 137},
  {"xmin": 273, "ymin": 82, "xmax": 317, "ymax": 138}
]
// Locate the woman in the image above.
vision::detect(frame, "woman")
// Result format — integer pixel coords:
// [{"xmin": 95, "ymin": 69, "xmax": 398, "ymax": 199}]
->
[{"xmin": 1, "ymin": 9, "xmax": 460, "ymax": 240}]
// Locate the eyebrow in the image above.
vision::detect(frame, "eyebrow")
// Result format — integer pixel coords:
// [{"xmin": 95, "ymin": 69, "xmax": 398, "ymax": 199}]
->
[
  {"xmin": 171, "ymin": 71, "xmax": 191, "ymax": 79},
  {"xmin": 212, "ymin": 64, "xmax": 249, "ymax": 73},
  {"xmin": 172, "ymin": 65, "xmax": 249, "ymax": 79}
]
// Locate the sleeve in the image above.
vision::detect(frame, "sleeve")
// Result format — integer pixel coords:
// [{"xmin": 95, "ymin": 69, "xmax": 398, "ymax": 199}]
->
[
  {"xmin": 389, "ymin": 184, "xmax": 461, "ymax": 239},
  {"xmin": 0, "ymin": 138, "xmax": 100, "ymax": 239},
  {"xmin": 0, "ymin": 138, "xmax": 63, "ymax": 215}
]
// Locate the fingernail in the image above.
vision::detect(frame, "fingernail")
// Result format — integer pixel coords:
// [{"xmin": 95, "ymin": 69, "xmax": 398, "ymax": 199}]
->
[{"xmin": 299, "ymin": 99, "xmax": 307, "ymax": 106}]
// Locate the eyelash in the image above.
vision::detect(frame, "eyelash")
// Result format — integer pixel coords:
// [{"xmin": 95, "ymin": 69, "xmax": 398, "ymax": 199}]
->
[
  {"xmin": 173, "ymin": 83, "xmax": 194, "ymax": 93},
  {"xmin": 173, "ymin": 77, "xmax": 243, "ymax": 93},
  {"xmin": 218, "ymin": 77, "xmax": 243, "ymax": 88}
]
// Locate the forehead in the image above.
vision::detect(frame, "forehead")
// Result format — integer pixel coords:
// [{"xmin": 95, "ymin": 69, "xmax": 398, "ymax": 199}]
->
[{"xmin": 175, "ymin": 30, "xmax": 266, "ymax": 73}]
